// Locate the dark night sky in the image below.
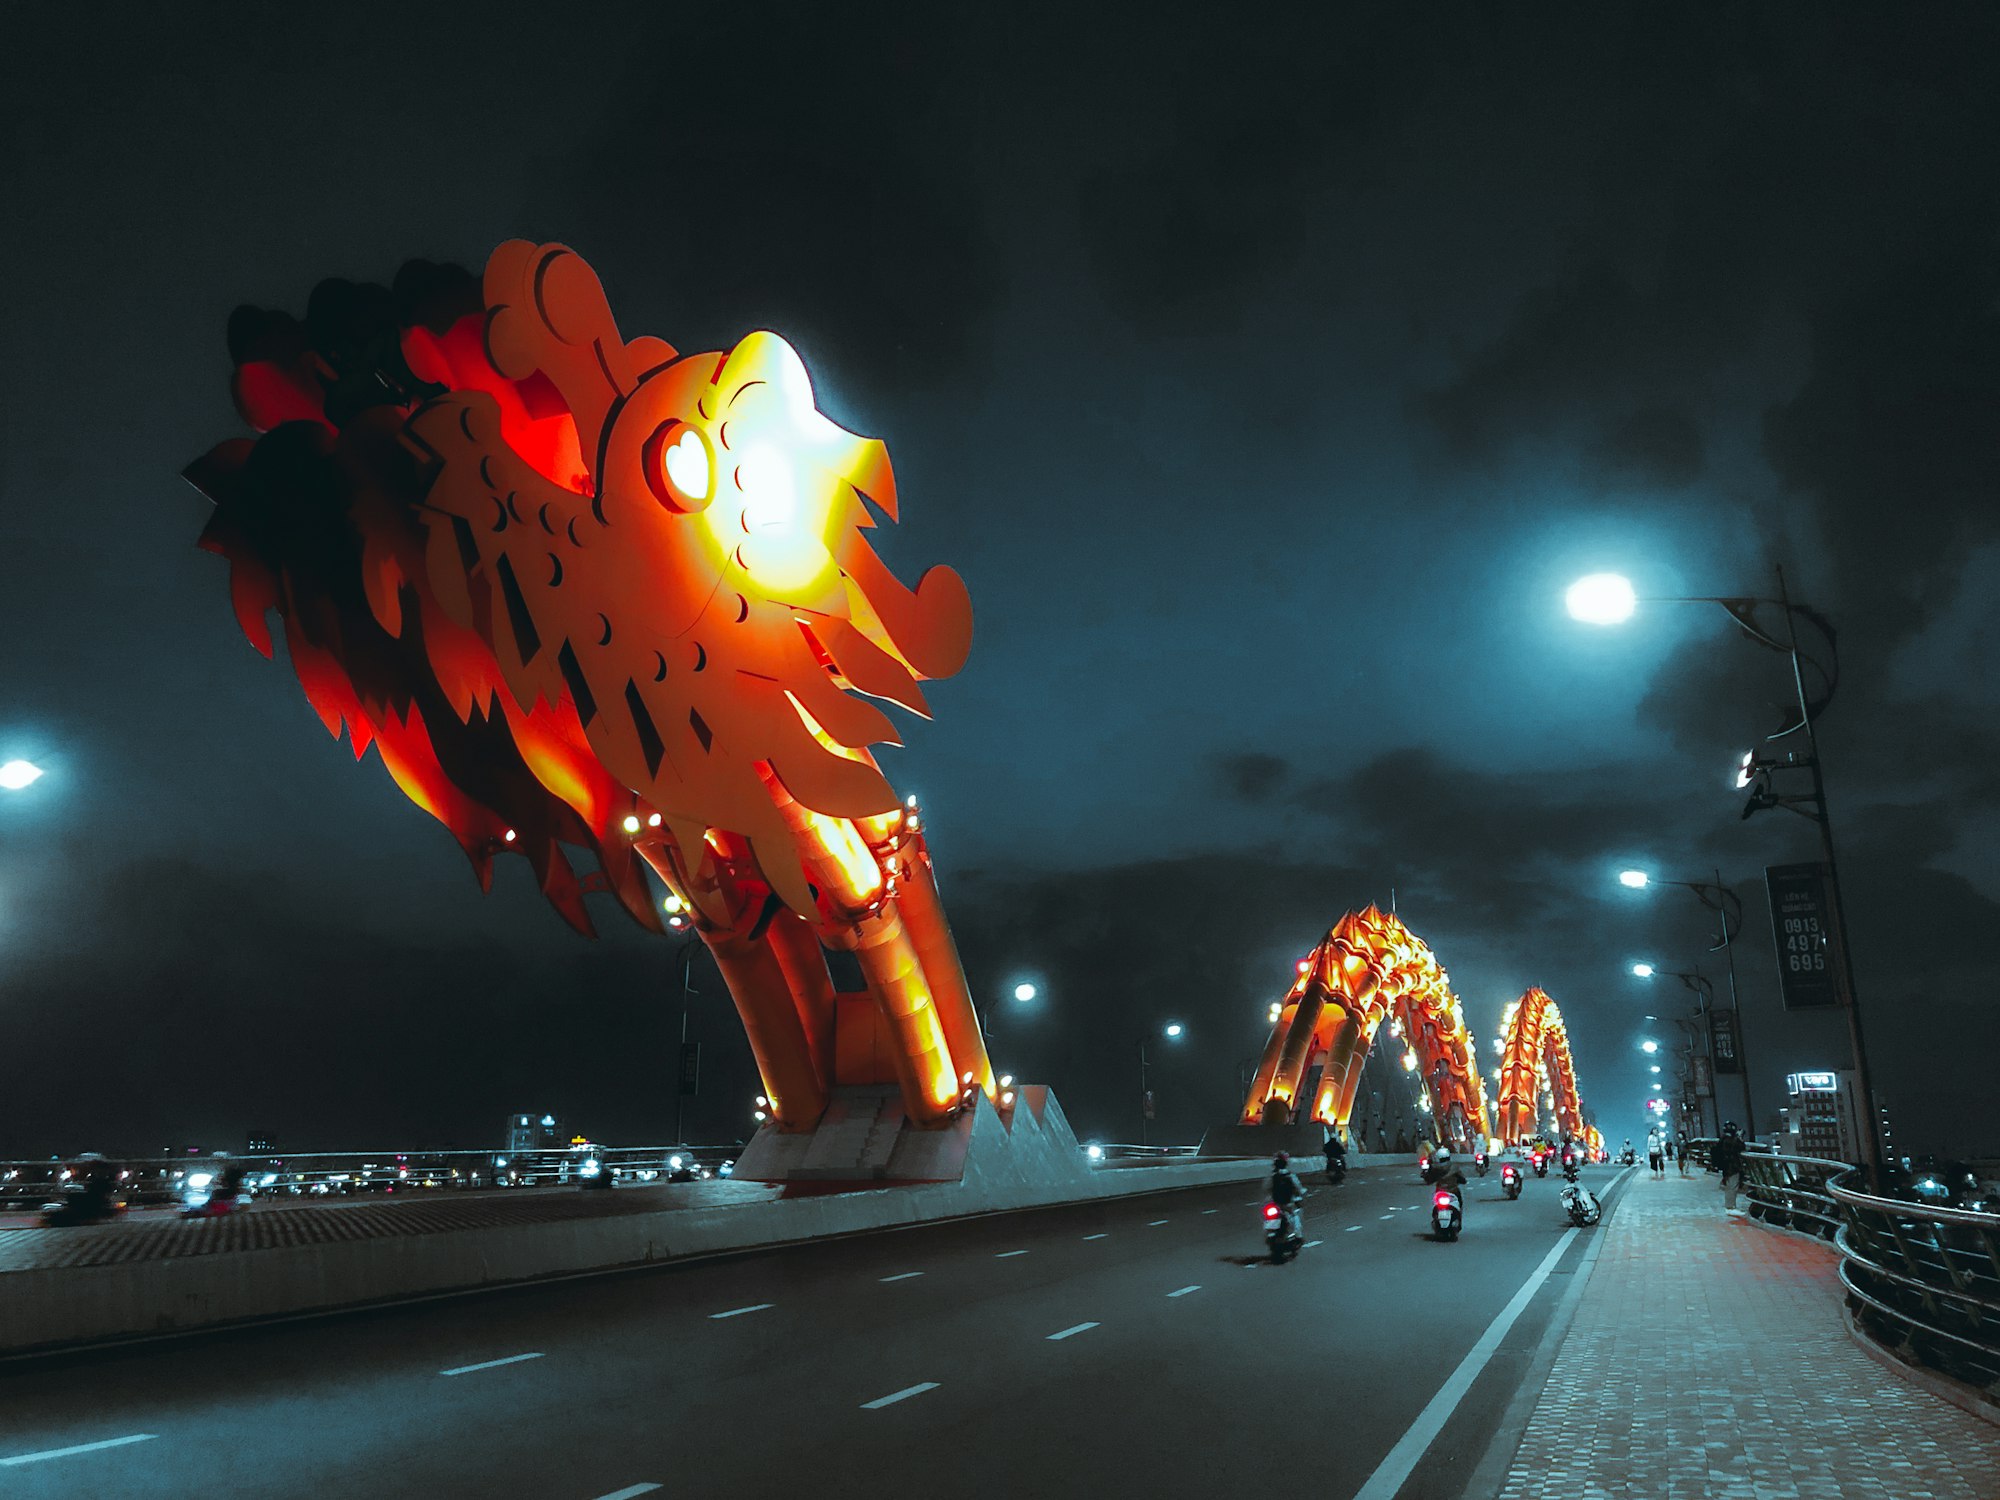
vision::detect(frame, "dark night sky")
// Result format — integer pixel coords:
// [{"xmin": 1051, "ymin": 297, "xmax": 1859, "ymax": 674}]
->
[{"xmin": 2, "ymin": 4, "xmax": 1996, "ymax": 1159}]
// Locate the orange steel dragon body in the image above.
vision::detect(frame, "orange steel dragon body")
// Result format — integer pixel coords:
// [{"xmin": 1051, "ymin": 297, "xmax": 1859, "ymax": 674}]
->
[
  {"xmin": 188, "ymin": 243, "xmax": 985, "ymax": 1132},
  {"xmin": 1239, "ymin": 907, "xmax": 1493, "ymax": 1149},
  {"xmin": 1494, "ymin": 986, "xmax": 1587, "ymax": 1145}
]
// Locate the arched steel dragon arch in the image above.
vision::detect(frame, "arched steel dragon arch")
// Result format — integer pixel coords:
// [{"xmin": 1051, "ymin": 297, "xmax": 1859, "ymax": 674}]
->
[
  {"xmin": 1493, "ymin": 987, "xmax": 1588, "ymax": 1145},
  {"xmin": 1239, "ymin": 908, "xmax": 1491, "ymax": 1149}
]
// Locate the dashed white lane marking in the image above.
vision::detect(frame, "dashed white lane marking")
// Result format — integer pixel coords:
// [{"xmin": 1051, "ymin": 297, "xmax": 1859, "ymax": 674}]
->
[
  {"xmin": 1379, "ymin": 1214, "xmax": 1395, "ymax": 1220},
  {"xmin": 1305, "ymin": 1239, "xmax": 1323, "ymax": 1248},
  {"xmin": 1167, "ymin": 1284, "xmax": 1201, "ymax": 1298},
  {"xmin": 861, "ymin": 1382, "xmax": 940, "ymax": 1410},
  {"xmin": 1083, "ymin": 1233, "xmax": 1109, "ymax": 1240},
  {"xmin": 1, "ymin": 1435, "xmax": 157, "ymax": 1467},
  {"xmin": 1148, "ymin": 1219, "xmax": 1169, "ymax": 1226},
  {"xmin": 1346, "ymin": 1225, "xmax": 1364, "ymax": 1232},
  {"xmin": 995, "ymin": 1249, "xmax": 1029, "ymax": 1258},
  {"xmin": 709, "ymin": 1303, "xmax": 775, "ymax": 1320},
  {"xmin": 879, "ymin": 1272, "xmax": 923, "ymax": 1283},
  {"xmin": 1047, "ymin": 1322, "xmax": 1099, "ymax": 1341},
  {"xmin": 1202, "ymin": 1208, "xmax": 1219, "ymax": 1214},
  {"xmin": 1351, "ymin": 1230, "xmax": 1580, "ymax": 1500},
  {"xmin": 440, "ymin": 1352, "xmax": 544, "ymax": 1377},
  {"xmin": 592, "ymin": 1486, "xmax": 663, "ymax": 1500}
]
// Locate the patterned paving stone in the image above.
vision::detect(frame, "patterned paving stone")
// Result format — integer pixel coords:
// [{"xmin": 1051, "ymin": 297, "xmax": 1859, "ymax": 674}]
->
[{"xmin": 1497, "ymin": 1173, "xmax": 2000, "ymax": 1499}]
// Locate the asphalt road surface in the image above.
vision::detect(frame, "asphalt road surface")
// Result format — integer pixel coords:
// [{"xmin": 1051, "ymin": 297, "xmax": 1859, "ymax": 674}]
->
[{"xmin": 0, "ymin": 1164, "xmax": 1628, "ymax": 1500}]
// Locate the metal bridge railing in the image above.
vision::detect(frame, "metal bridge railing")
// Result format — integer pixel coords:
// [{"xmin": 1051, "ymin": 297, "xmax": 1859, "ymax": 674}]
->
[
  {"xmin": 1, "ymin": 1144, "xmax": 739, "ymax": 1210},
  {"xmin": 1690, "ymin": 1139, "xmax": 2000, "ymax": 1394},
  {"xmin": 1828, "ymin": 1175, "xmax": 2000, "ymax": 1392}
]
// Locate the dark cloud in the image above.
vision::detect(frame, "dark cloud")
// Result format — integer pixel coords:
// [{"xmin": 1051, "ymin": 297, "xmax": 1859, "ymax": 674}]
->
[
  {"xmin": 524, "ymin": 2, "xmax": 1008, "ymax": 401},
  {"xmin": 1588, "ymin": 406, "xmax": 1705, "ymax": 489},
  {"xmin": 1763, "ymin": 253, "xmax": 2000, "ymax": 639},
  {"xmin": 1212, "ymin": 751, "xmax": 1291, "ymax": 803}
]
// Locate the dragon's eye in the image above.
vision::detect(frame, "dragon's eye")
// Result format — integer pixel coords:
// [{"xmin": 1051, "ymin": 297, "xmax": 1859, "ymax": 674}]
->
[{"xmin": 644, "ymin": 422, "xmax": 713, "ymax": 512}]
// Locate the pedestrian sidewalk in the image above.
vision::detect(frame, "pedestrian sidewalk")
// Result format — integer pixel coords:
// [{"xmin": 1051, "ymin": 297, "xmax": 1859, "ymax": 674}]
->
[{"xmin": 1496, "ymin": 1169, "xmax": 2000, "ymax": 1500}]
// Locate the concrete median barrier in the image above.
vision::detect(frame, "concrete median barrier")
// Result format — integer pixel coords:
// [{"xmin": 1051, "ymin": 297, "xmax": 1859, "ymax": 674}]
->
[{"xmin": 1, "ymin": 1145, "xmax": 1270, "ymax": 1355}]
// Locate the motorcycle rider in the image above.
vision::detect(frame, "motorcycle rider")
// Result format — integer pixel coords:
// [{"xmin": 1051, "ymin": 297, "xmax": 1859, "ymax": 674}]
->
[
  {"xmin": 1271, "ymin": 1151, "xmax": 1306, "ymax": 1240},
  {"xmin": 1426, "ymin": 1148, "xmax": 1469, "ymax": 1193},
  {"xmin": 1322, "ymin": 1131, "xmax": 1347, "ymax": 1182}
]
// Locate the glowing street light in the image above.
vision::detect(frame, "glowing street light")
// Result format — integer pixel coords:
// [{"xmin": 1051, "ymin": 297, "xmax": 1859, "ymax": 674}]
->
[
  {"xmin": 1631, "ymin": 963, "xmax": 1655, "ymax": 978},
  {"xmin": 1564, "ymin": 573, "xmax": 1637, "ymax": 625},
  {"xmin": 1641, "ymin": 1040, "xmax": 1659, "ymax": 1054},
  {"xmin": 0, "ymin": 760, "xmax": 44, "ymax": 791},
  {"xmin": 1650, "ymin": 1065, "xmax": 1661, "ymax": 1074},
  {"xmin": 1618, "ymin": 869, "xmax": 1650, "ymax": 888},
  {"xmin": 1013, "ymin": 983, "xmax": 1037, "ymax": 1003},
  {"xmin": 1164, "ymin": 1022, "xmax": 1184, "ymax": 1038}
]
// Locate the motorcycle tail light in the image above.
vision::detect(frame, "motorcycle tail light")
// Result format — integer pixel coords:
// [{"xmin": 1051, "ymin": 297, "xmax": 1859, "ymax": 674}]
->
[
  {"xmin": 1434, "ymin": 1192, "xmax": 1453, "ymax": 1207},
  {"xmin": 1263, "ymin": 1203, "xmax": 1280, "ymax": 1220}
]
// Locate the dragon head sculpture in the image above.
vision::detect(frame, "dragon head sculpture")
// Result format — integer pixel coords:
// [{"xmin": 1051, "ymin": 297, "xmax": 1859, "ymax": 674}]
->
[
  {"xmin": 190, "ymin": 242, "xmax": 972, "ymax": 926},
  {"xmin": 403, "ymin": 242, "xmax": 971, "ymax": 916}
]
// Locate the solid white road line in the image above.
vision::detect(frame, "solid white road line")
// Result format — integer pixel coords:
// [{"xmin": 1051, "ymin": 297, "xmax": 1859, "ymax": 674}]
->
[
  {"xmin": 1, "ymin": 1435, "xmax": 157, "ymax": 1467},
  {"xmin": 1350, "ymin": 1229, "xmax": 1580, "ymax": 1500},
  {"xmin": 861, "ymin": 1382, "xmax": 939, "ymax": 1410},
  {"xmin": 1047, "ymin": 1322, "xmax": 1099, "ymax": 1341},
  {"xmin": 1083, "ymin": 1232, "xmax": 1109, "ymax": 1240},
  {"xmin": 709, "ymin": 1303, "xmax": 775, "ymax": 1320},
  {"xmin": 440, "ymin": 1352, "xmax": 544, "ymax": 1377},
  {"xmin": 592, "ymin": 1486, "xmax": 663, "ymax": 1500},
  {"xmin": 995, "ymin": 1249, "xmax": 1029, "ymax": 1258},
  {"xmin": 879, "ymin": 1272, "xmax": 923, "ymax": 1283},
  {"xmin": 1167, "ymin": 1284, "xmax": 1201, "ymax": 1298}
]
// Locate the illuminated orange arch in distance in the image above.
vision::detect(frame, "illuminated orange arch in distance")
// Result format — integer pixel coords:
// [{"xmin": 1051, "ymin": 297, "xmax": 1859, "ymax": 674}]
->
[
  {"xmin": 1240, "ymin": 907, "xmax": 1491, "ymax": 1148},
  {"xmin": 1495, "ymin": 987, "xmax": 1586, "ymax": 1145}
]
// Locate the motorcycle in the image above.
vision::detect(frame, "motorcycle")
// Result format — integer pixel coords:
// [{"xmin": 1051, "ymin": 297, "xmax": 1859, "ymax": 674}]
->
[
  {"xmin": 1431, "ymin": 1187, "xmax": 1463, "ymax": 1242},
  {"xmin": 1559, "ymin": 1157, "xmax": 1602, "ymax": 1226},
  {"xmin": 1263, "ymin": 1199, "xmax": 1305, "ymax": 1263},
  {"xmin": 39, "ymin": 1186, "xmax": 124, "ymax": 1227},
  {"xmin": 1324, "ymin": 1156, "xmax": 1346, "ymax": 1186},
  {"xmin": 1474, "ymin": 1150, "xmax": 1490, "ymax": 1177},
  {"xmin": 1532, "ymin": 1153, "xmax": 1549, "ymax": 1178},
  {"xmin": 1501, "ymin": 1162, "xmax": 1523, "ymax": 1200}
]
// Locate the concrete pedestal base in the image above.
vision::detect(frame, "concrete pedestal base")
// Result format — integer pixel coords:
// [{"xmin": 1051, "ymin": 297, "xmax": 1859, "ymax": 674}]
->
[{"xmin": 732, "ymin": 1084, "xmax": 1090, "ymax": 1188}]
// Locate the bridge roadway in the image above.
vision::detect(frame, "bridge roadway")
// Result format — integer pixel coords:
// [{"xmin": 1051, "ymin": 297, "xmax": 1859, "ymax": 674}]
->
[{"xmin": 0, "ymin": 1164, "xmax": 1625, "ymax": 1499}]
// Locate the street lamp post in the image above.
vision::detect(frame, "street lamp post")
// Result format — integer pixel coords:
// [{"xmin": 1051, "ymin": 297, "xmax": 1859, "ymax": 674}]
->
[
  {"xmin": 1139, "ymin": 1023, "xmax": 1185, "ymax": 1147},
  {"xmin": 1620, "ymin": 869, "xmax": 1760, "ymax": 1137},
  {"xmin": 663, "ymin": 896, "xmax": 704, "ymax": 1148},
  {"xmin": 1572, "ymin": 566, "xmax": 1882, "ymax": 1180},
  {"xmin": 1631, "ymin": 963, "xmax": 1716, "ymax": 1136}
]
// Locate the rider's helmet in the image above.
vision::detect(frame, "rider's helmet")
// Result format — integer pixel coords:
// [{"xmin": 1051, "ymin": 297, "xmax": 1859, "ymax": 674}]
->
[
  {"xmin": 1273, "ymin": 1152, "xmax": 1290, "ymax": 1168},
  {"xmin": 1434, "ymin": 1149, "xmax": 1452, "ymax": 1164}
]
